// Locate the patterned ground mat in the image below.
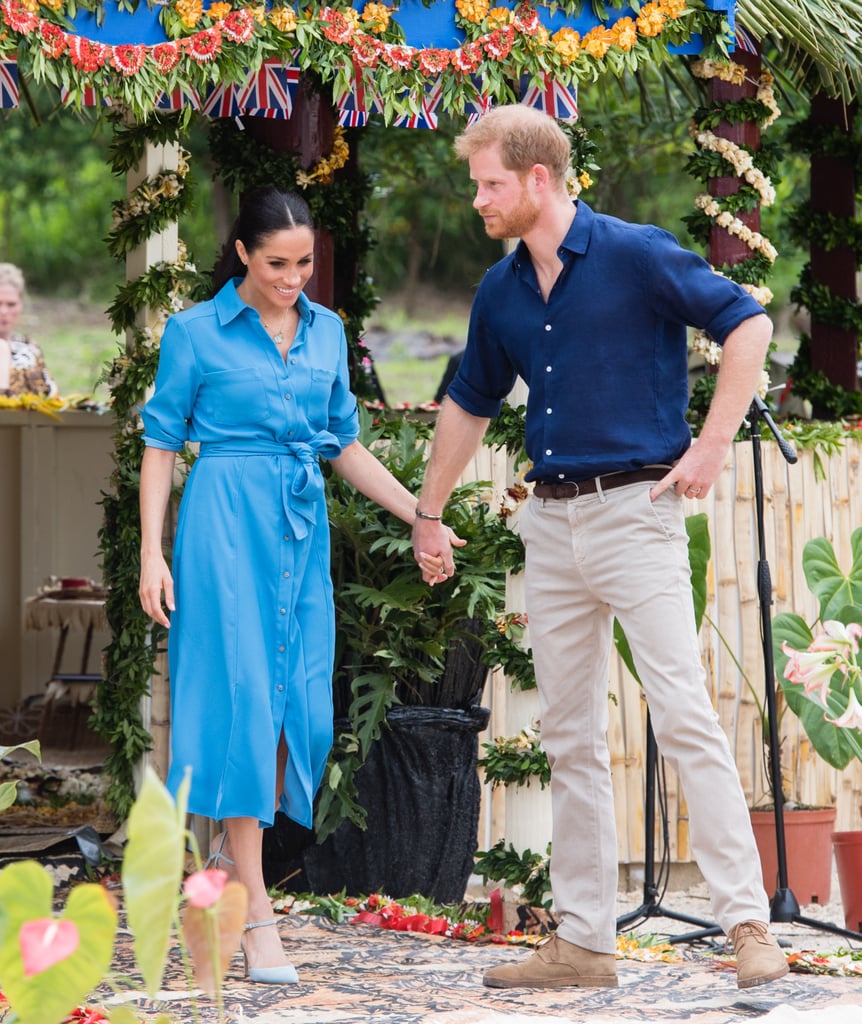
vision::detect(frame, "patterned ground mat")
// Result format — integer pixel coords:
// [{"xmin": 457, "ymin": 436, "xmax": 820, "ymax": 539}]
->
[{"xmin": 88, "ymin": 914, "xmax": 862, "ymax": 1024}]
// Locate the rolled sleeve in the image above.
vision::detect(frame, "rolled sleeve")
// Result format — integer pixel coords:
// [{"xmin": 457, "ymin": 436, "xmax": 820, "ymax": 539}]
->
[
  {"xmin": 648, "ymin": 228, "xmax": 765, "ymax": 345},
  {"xmin": 141, "ymin": 317, "xmax": 199, "ymax": 451}
]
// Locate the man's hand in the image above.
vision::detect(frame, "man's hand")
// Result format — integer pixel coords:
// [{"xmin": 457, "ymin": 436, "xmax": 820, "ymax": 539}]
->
[{"xmin": 413, "ymin": 519, "xmax": 466, "ymax": 586}]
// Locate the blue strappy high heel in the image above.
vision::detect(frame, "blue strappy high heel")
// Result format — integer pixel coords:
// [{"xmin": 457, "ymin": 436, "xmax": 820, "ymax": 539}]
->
[
  {"xmin": 241, "ymin": 919, "xmax": 299, "ymax": 984},
  {"xmin": 204, "ymin": 831, "xmax": 235, "ymax": 872}
]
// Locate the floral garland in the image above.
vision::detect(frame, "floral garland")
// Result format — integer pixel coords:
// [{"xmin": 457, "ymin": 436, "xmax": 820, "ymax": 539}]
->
[
  {"xmin": 106, "ymin": 149, "xmax": 193, "ymax": 259},
  {"xmin": 685, "ymin": 57, "xmax": 779, "ymax": 383},
  {"xmin": 0, "ymin": 0, "xmax": 733, "ymax": 119},
  {"xmin": 477, "ymin": 724, "xmax": 550, "ymax": 788}
]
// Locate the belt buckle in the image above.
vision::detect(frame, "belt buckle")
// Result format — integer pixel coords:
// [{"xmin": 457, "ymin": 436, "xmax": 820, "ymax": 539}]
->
[{"xmin": 557, "ymin": 481, "xmax": 579, "ymax": 499}]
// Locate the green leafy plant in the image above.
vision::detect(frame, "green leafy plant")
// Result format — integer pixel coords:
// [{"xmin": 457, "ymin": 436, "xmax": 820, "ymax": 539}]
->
[
  {"xmin": 0, "ymin": 742, "xmax": 41, "ymax": 812},
  {"xmin": 772, "ymin": 528, "xmax": 862, "ymax": 771},
  {"xmin": 473, "ymin": 841, "xmax": 552, "ymax": 910},
  {"xmin": 0, "ymin": 767, "xmax": 246, "ymax": 1024},
  {"xmin": 317, "ymin": 407, "xmax": 523, "ymax": 840},
  {"xmin": 477, "ymin": 726, "xmax": 550, "ymax": 789}
]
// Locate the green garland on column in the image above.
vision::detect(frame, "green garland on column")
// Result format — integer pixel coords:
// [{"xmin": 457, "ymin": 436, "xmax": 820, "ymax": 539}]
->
[
  {"xmin": 93, "ymin": 113, "xmax": 207, "ymax": 820},
  {"xmin": 784, "ymin": 112, "xmax": 862, "ymax": 419}
]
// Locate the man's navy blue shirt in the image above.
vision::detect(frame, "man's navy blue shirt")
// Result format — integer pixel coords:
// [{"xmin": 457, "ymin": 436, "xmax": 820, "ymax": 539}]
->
[{"xmin": 447, "ymin": 201, "xmax": 765, "ymax": 482}]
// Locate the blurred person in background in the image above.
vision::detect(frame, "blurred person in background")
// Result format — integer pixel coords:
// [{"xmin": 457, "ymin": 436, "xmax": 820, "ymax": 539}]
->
[{"xmin": 0, "ymin": 263, "xmax": 59, "ymax": 398}]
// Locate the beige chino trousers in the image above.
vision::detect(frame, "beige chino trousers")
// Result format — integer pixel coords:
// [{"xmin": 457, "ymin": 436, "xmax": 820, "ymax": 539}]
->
[{"xmin": 519, "ymin": 481, "xmax": 769, "ymax": 953}]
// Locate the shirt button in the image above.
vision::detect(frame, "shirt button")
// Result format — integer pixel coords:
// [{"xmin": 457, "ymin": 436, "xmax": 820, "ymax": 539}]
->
[
  {"xmin": 545, "ymin": 324, "xmax": 552, "ymax": 332},
  {"xmin": 546, "ymin": 449, "xmax": 552, "ymax": 455},
  {"xmin": 283, "ymin": 571, "xmax": 290, "ymax": 578},
  {"xmin": 285, "ymin": 393, "xmax": 291, "ymax": 400},
  {"xmin": 278, "ymin": 645, "xmax": 285, "ymax": 652},
  {"xmin": 279, "ymin": 608, "xmax": 286, "ymax": 615},
  {"xmin": 557, "ymin": 473, "xmax": 565, "ymax": 479},
  {"xmin": 284, "ymin": 535, "xmax": 290, "ymax": 541},
  {"xmin": 290, "ymin": 357, "xmax": 296, "ymax": 364},
  {"xmin": 277, "ymin": 685, "xmax": 284, "ymax": 692},
  {"xmin": 546, "ymin": 365, "xmax": 552, "ymax": 372},
  {"xmin": 546, "ymin": 408, "xmax": 552, "ymax": 414}
]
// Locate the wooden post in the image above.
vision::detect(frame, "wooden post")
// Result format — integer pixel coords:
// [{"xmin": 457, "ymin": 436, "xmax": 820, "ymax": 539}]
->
[
  {"xmin": 808, "ymin": 94, "xmax": 859, "ymax": 392},
  {"xmin": 126, "ymin": 138, "xmax": 181, "ymax": 787},
  {"xmin": 242, "ymin": 77, "xmax": 335, "ymax": 308},
  {"xmin": 708, "ymin": 49, "xmax": 762, "ymax": 270}
]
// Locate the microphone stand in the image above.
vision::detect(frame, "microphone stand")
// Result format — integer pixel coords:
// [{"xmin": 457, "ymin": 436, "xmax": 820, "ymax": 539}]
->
[
  {"xmin": 748, "ymin": 396, "xmax": 862, "ymax": 941},
  {"xmin": 616, "ymin": 713, "xmax": 723, "ymax": 945}
]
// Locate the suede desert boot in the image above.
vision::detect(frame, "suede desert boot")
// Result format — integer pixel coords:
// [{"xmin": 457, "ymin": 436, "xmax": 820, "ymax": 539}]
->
[
  {"xmin": 727, "ymin": 921, "xmax": 789, "ymax": 989},
  {"xmin": 483, "ymin": 934, "xmax": 618, "ymax": 989}
]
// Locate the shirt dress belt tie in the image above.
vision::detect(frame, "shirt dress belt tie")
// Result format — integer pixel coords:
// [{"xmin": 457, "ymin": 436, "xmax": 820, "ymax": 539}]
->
[
  {"xmin": 198, "ymin": 436, "xmax": 340, "ymax": 540},
  {"xmin": 533, "ymin": 467, "xmax": 668, "ymax": 499}
]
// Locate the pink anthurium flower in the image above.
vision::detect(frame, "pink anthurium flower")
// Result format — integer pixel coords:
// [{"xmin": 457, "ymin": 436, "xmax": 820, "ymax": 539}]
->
[
  {"xmin": 19, "ymin": 917, "xmax": 80, "ymax": 977},
  {"xmin": 182, "ymin": 868, "xmax": 228, "ymax": 908}
]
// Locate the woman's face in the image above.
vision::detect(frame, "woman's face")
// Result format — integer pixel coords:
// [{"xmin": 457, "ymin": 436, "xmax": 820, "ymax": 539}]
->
[
  {"xmin": 236, "ymin": 227, "xmax": 315, "ymax": 314},
  {"xmin": 0, "ymin": 284, "xmax": 23, "ymax": 338}
]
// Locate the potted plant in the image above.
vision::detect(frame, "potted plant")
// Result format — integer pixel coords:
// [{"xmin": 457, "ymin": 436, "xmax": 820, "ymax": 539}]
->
[
  {"xmin": 772, "ymin": 526, "xmax": 862, "ymax": 926},
  {"xmin": 290, "ymin": 409, "xmax": 525, "ymax": 903}
]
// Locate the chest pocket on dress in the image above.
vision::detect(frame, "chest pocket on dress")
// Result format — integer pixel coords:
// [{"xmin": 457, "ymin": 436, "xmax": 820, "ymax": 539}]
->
[
  {"xmin": 307, "ymin": 366, "xmax": 336, "ymax": 424},
  {"xmin": 202, "ymin": 368, "xmax": 269, "ymax": 425}
]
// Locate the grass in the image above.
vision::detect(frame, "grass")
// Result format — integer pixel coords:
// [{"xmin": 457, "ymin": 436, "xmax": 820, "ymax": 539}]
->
[{"xmin": 25, "ymin": 297, "xmax": 120, "ymax": 402}]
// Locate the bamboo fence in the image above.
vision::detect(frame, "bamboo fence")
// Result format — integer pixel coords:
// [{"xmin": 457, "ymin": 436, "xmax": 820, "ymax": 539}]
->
[{"xmin": 475, "ymin": 436, "xmax": 862, "ymax": 867}]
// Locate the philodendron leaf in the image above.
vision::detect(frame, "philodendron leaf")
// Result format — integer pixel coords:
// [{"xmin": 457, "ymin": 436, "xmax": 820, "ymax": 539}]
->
[
  {"xmin": 0, "ymin": 861, "xmax": 116, "ymax": 1024},
  {"xmin": 802, "ymin": 527, "xmax": 862, "ymax": 623},
  {"xmin": 122, "ymin": 766, "xmax": 189, "ymax": 996}
]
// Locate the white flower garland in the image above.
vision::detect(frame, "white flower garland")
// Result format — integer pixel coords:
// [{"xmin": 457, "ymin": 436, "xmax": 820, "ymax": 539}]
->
[
  {"xmin": 687, "ymin": 56, "xmax": 779, "ymax": 379},
  {"xmin": 111, "ymin": 149, "xmax": 191, "ymax": 228},
  {"xmin": 687, "ymin": 124, "xmax": 776, "ymax": 206},
  {"xmin": 693, "ymin": 193, "xmax": 778, "ymax": 262}
]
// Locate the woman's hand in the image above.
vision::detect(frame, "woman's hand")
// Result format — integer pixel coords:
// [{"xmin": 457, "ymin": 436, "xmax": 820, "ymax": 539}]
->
[
  {"xmin": 414, "ymin": 524, "xmax": 466, "ymax": 586},
  {"xmin": 139, "ymin": 552, "xmax": 175, "ymax": 627}
]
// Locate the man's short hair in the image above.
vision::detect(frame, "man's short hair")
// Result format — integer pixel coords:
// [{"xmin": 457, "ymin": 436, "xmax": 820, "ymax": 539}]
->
[{"xmin": 454, "ymin": 105, "xmax": 571, "ymax": 184}]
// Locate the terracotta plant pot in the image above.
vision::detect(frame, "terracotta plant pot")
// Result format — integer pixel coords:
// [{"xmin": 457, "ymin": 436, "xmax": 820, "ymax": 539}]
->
[
  {"xmin": 750, "ymin": 807, "xmax": 836, "ymax": 906},
  {"xmin": 831, "ymin": 831, "xmax": 862, "ymax": 933}
]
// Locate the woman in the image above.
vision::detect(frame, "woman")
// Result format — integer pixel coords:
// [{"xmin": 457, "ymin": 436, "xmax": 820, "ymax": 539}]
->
[
  {"xmin": 139, "ymin": 188, "xmax": 451, "ymax": 985},
  {"xmin": 0, "ymin": 263, "xmax": 59, "ymax": 397}
]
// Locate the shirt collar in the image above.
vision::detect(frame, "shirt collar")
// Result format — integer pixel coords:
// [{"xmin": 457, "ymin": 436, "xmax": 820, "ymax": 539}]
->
[
  {"xmin": 511, "ymin": 199, "xmax": 593, "ymax": 273},
  {"xmin": 215, "ymin": 277, "xmax": 316, "ymax": 326}
]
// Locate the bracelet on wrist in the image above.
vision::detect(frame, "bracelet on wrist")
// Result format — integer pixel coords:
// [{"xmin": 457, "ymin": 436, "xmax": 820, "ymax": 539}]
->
[{"xmin": 415, "ymin": 509, "xmax": 443, "ymax": 521}]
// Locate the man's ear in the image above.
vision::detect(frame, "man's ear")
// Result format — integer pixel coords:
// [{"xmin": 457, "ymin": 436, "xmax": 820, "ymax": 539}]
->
[{"xmin": 531, "ymin": 163, "xmax": 551, "ymax": 191}]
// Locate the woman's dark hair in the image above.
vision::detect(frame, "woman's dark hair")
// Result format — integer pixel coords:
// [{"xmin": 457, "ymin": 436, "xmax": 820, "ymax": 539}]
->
[{"xmin": 212, "ymin": 188, "xmax": 315, "ymax": 293}]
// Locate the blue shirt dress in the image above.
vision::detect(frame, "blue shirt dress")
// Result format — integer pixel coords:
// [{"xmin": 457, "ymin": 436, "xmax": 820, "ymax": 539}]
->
[{"xmin": 141, "ymin": 279, "xmax": 359, "ymax": 829}]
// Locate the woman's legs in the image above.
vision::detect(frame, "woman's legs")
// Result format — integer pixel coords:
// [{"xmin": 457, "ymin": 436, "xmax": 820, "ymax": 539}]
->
[{"xmin": 225, "ymin": 816, "xmax": 293, "ymax": 971}]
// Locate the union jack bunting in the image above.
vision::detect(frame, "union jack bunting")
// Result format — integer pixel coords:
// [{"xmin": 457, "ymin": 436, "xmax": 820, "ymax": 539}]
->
[
  {"xmin": 391, "ymin": 81, "xmax": 441, "ymax": 129},
  {"xmin": 463, "ymin": 76, "xmax": 494, "ymax": 124},
  {"xmin": 0, "ymin": 59, "xmax": 18, "ymax": 110},
  {"xmin": 201, "ymin": 80, "xmax": 245, "ymax": 118},
  {"xmin": 155, "ymin": 85, "xmax": 201, "ymax": 111},
  {"xmin": 237, "ymin": 60, "xmax": 300, "ymax": 119},
  {"xmin": 59, "ymin": 85, "xmax": 110, "ymax": 107},
  {"xmin": 520, "ymin": 74, "xmax": 579, "ymax": 122},
  {"xmin": 733, "ymin": 24, "xmax": 759, "ymax": 54},
  {"xmin": 333, "ymin": 69, "xmax": 384, "ymax": 127}
]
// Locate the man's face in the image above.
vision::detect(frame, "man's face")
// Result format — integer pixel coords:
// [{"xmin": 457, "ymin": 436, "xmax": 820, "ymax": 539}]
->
[{"xmin": 468, "ymin": 144, "xmax": 540, "ymax": 241}]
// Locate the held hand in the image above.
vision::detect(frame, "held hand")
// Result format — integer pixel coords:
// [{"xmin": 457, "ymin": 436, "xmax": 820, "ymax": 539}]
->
[
  {"xmin": 139, "ymin": 554, "xmax": 175, "ymax": 627},
  {"xmin": 413, "ymin": 521, "xmax": 466, "ymax": 586}
]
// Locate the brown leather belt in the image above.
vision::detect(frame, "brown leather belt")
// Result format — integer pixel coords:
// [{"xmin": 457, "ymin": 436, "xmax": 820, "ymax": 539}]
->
[{"xmin": 533, "ymin": 468, "xmax": 668, "ymax": 499}]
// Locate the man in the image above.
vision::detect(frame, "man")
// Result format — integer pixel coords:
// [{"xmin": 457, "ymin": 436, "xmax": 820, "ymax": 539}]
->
[{"xmin": 412, "ymin": 105, "xmax": 788, "ymax": 992}]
